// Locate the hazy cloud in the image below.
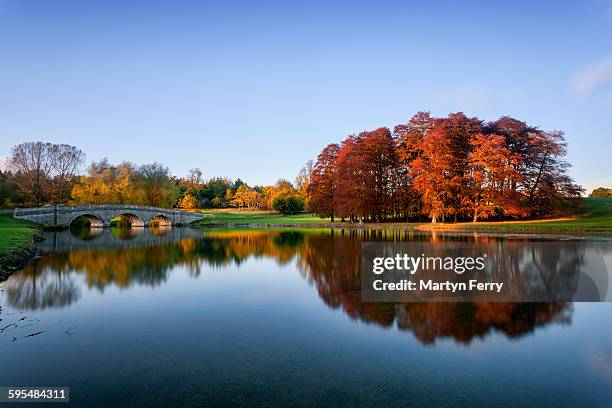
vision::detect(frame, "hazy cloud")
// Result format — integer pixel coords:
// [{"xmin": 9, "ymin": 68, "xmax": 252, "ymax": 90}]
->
[{"xmin": 573, "ymin": 56, "xmax": 612, "ymax": 96}]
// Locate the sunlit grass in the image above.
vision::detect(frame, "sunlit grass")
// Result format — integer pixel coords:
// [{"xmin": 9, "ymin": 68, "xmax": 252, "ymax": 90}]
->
[
  {"xmin": 195, "ymin": 209, "xmax": 328, "ymax": 225},
  {"xmin": 194, "ymin": 198, "xmax": 612, "ymax": 233},
  {"xmin": 419, "ymin": 198, "xmax": 612, "ymax": 233},
  {"xmin": 0, "ymin": 214, "xmax": 39, "ymax": 256}
]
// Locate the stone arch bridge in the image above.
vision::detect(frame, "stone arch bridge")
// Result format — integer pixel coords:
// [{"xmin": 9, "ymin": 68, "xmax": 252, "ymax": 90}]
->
[{"xmin": 10, "ymin": 205, "xmax": 208, "ymax": 228}]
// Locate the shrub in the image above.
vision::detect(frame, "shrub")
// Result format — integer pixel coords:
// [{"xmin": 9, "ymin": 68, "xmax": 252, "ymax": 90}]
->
[
  {"xmin": 177, "ymin": 193, "xmax": 199, "ymax": 209},
  {"xmin": 272, "ymin": 196, "xmax": 304, "ymax": 215}
]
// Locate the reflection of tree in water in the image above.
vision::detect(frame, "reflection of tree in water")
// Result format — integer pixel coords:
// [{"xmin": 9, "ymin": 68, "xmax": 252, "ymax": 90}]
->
[
  {"xmin": 479, "ymin": 237, "xmax": 585, "ymax": 302},
  {"xmin": 67, "ymin": 247, "xmax": 173, "ymax": 290},
  {"xmin": 297, "ymin": 231, "xmax": 575, "ymax": 344},
  {"xmin": 4, "ymin": 230, "xmax": 308, "ymax": 300},
  {"xmin": 165, "ymin": 229, "xmax": 580, "ymax": 343},
  {"xmin": 3, "ymin": 229, "xmax": 579, "ymax": 342},
  {"xmin": 3, "ymin": 259, "xmax": 81, "ymax": 310}
]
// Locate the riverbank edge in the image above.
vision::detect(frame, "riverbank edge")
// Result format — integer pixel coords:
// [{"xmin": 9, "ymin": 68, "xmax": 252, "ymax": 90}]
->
[
  {"xmin": 194, "ymin": 220, "xmax": 612, "ymax": 235},
  {"xmin": 0, "ymin": 219, "xmax": 42, "ymax": 282},
  {"xmin": 0, "ymin": 238, "xmax": 40, "ymax": 281}
]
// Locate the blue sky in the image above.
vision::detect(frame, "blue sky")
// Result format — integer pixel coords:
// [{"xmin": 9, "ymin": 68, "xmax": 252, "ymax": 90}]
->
[{"xmin": 1, "ymin": 0, "xmax": 611, "ymax": 191}]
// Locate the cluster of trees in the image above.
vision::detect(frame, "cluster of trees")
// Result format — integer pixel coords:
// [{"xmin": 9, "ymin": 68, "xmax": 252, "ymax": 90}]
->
[
  {"xmin": 178, "ymin": 175, "xmax": 305, "ymax": 214},
  {"xmin": 71, "ymin": 160, "xmax": 306, "ymax": 212},
  {"xmin": 307, "ymin": 112, "xmax": 583, "ymax": 223},
  {"xmin": 589, "ymin": 187, "xmax": 612, "ymax": 198},
  {"xmin": 1, "ymin": 141, "xmax": 85, "ymax": 206},
  {"xmin": 3, "ymin": 113, "xmax": 584, "ymax": 221},
  {"xmin": 71, "ymin": 159, "xmax": 178, "ymax": 208},
  {"xmin": 1, "ymin": 141, "xmax": 307, "ymax": 213}
]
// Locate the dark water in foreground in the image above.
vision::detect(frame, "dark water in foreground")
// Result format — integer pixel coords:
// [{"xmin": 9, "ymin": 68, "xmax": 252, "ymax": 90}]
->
[{"xmin": 1, "ymin": 227, "xmax": 612, "ymax": 407}]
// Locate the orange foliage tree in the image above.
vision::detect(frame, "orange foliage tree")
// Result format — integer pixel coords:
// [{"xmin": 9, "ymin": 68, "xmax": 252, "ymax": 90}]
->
[{"xmin": 306, "ymin": 112, "xmax": 582, "ymax": 223}]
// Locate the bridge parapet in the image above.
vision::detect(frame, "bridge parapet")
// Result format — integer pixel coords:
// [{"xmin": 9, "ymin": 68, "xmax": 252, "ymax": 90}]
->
[{"xmin": 12, "ymin": 205, "xmax": 210, "ymax": 227}]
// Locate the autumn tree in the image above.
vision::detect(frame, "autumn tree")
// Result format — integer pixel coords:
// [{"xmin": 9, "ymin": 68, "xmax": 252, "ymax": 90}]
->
[
  {"xmin": 230, "ymin": 184, "xmax": 263, "ymax": 210},
  {"xmin": 590, "ymin": 187, "xmax": 612, "ymax": 198},
  {"xmin": 392, "ymin": 112, "xmax": 434, "ymax": 220},
  {"xmin": 410, "ymin": 113, "xmax": 482, "ymax": 222},
  {"xmin": 308, "ymin": 144, "xmax": 339, "ymax": 221},
  {"xmin": 410, "ymin": 125, "xmax": 457, "ymax": 223},
  {"xmin": 394, "ymin": 111, "xmax": 434, "ymax": 164},
  {"xmin": 486, "ymin": 118, "xmax": 582, "ymax": 216},
  {"xmin": 359, "ymin": 128, "xmax": 399, "ymax": 221},
  {"xmin": 522, "ymin": 130, "xmax": 582, "ymax": 216},
  {"xmin": 177, "ymin": 193, "xmax": 199, "ymax": 209},
  {"xmin": 71, "ymin": 159, "xmax": 142, "ymax": 205},
  {"xmin": 464, "ymin": 134, "xmax": 524, "ymax": 222},
  {"xmin": 333, "ymin": 136, "xmax": 365, "ymax": 221}
]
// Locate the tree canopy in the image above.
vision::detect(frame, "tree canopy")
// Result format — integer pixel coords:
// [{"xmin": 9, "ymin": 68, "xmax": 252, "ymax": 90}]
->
[{"xmin": 306, "ymin": 112, "xmax": 583, "ymax": 222}]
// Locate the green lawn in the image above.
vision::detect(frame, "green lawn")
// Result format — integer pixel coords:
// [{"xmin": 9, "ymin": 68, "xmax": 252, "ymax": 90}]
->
[
  {"xmin": 0, "ymin": 214, "xmax": 40, "ymax": 278},
  {"xmin": 194, "ymin": 198, "xmax": 612, "ymax": 233},
  {"xmin": 0, "ymin": 214, "xmax": 39, "ymax": 257},
  {"xmin": 421, "ymin": 197, "xmax": 612, "ymax": 233},
  {"xmin": 525, "ymin": 197, "xmax": 612, "ymax": 228},
  {"xmin": 195, "ymin": 210, "xmax": 328, "ymax": 226}
]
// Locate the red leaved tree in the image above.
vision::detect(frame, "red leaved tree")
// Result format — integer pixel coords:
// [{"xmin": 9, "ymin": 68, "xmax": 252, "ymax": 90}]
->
[
  {"xmin": 308, "ymin": 143, "xmax": 339, "ymax": 221},
  {"xmin": 464, "ymin": 134, "xmax": 525, "ymax": 222}
]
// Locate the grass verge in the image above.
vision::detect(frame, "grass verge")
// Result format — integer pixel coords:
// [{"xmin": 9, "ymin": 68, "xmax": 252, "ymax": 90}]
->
[
  {"xmin": 0, "ymin": 214, "xmax": 41, "ymax": 279},
  {"xmin": 419, "ymin": 198, "xmax": 612, "ymax": 233},
  {"xmin": 194, "ymin": 198, "xmax": 612, "ymax": 234},
  {"xmin": 195, "ymin": 209, "xmax": 329, "ymax": 226}
]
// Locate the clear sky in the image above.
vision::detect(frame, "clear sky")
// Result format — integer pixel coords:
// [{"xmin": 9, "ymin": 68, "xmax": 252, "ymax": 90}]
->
[{"xmin": 1, "ymin": 0, "xmax": 611, "ymax": 191}]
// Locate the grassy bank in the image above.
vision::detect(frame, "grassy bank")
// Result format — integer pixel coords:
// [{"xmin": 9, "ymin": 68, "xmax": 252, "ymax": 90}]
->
[
  {"xmin": 0, "ymin": 214, "xmax": 40, "ymax": 279},
  {"xmin": 421, "ymin": 197, "xmax": 612, "ymax": 233},
  {"xmin": 194, "ymin": 198, "xmax": 612, "ymax": 234},
  {"xmin": 195, "ymin": 209, "xmax": 329, "ymax": 226}
]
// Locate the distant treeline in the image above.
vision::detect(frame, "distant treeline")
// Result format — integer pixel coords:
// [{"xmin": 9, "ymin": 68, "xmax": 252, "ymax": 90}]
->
[
  {"xmin": 306, "ymin": 112, "xmax": 583, "ymax": 223},
  {"xmin": 0, "ymin": 142, "xmax": 306, "ymax": 214}
]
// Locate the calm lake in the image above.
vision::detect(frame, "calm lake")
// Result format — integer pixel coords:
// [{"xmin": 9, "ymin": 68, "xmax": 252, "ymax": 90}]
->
[{"xmin": 1, "ymin": 227, "xmax": 612, "ymax": 407}]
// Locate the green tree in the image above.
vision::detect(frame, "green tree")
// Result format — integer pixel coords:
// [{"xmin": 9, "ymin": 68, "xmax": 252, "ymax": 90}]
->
[{"xmin": 272, "ymin": 195, "xmax": 304, "ymax": 215}]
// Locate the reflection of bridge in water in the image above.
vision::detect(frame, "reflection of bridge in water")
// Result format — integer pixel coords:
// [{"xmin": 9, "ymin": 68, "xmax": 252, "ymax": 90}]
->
[{"xmin": 38, "ymin": 227, "xmax": 205, "ymax": 252}]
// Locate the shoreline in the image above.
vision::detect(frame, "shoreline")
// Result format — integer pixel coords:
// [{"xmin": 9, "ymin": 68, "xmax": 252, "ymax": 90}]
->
[
  {"xmin": 194, "ymin": 198, "xmax": 612, "ymax": 235},
  {"xmin": 2, "ymin": 202, "xmax": 610, "ymax": 282},
  {"xmin": 196, "ymin": 219, "xmax": 612, "ymax": 236},
  {"xmin": 0, "ymin": 215, "xmax": 42, "ymax": 281},
  {"xmin": 0, "ymin": 236, "xmax": 40, "ymax": 281}
]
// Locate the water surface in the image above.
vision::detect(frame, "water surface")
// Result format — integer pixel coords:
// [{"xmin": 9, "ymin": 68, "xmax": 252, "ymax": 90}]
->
[{"xmin": 1, "ymin": 228, "xmax": 611, "ymax": 407}]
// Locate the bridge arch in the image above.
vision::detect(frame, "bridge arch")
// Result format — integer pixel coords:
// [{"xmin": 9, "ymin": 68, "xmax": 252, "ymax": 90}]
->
[
  {"xmin": 148, "ymin": 214, "xmax": 172, "ymax": 227},
  {"xmin": 114, "ymin": 213, "xmax": 145, "ymax": 228},
  {"xmin": 69, "ymin": 213, "xmax": 105, "ymax": 229}
]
